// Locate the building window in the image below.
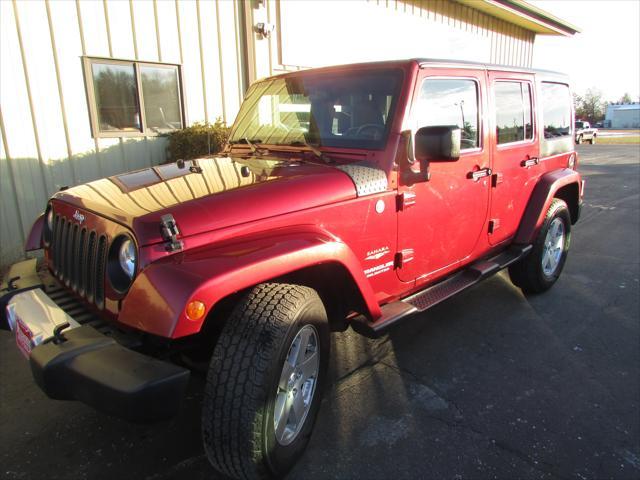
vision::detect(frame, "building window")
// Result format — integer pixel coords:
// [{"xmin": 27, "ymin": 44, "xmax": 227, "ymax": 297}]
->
[
  {"xmin": 416, "ymin": 78, "xmax": 480, "ymax": 150},
  {"xmin": 541, "ymin": 82, "xmax": 572, "ymax": 139},
  {"xmin": 84, "ymin": 58, "xmax": 184, "ymax": 138},
  {"xmin": 495, "ymin": 81, "xmax": 533, "ymax": 145}
]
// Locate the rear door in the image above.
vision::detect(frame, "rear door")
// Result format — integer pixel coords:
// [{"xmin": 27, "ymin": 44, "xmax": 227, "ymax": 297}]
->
[
  {"xmin": 488, "ymin": 71, "xmax": 539, "ymax": 245},
  {"xmin": 396, "ymin": 69, "xmax": 490, "ymax": 283}
]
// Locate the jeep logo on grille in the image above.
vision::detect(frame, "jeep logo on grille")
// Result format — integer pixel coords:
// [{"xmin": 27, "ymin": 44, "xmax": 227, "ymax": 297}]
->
[{"xmin": 73, "ymin": 210, "xmax": 85, "ymax": 224}]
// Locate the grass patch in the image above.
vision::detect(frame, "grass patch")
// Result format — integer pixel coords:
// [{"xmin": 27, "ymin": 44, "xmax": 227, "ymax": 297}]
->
[{"xmin": 593, "ymin": 136, "xmax": 640, "ymax": 144}]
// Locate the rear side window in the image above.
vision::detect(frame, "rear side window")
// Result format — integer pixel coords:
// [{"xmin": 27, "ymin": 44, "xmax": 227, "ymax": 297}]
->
[
  {"xmin": 541, "ymin": 83, "xmax": 572, "ymax": 139},
  {"xmin": 495, "ymin": 81, "xmax": 533, "ymax": 145},
  {"xmin": 415, "ymin": 78, "xmax": 480, "ymax": 150}
]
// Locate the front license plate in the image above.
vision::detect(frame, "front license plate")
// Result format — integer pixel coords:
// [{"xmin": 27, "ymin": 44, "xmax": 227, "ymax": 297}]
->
[{"xmin": 15, "ymin": 317, "xmax": 34, "ymax": 358}]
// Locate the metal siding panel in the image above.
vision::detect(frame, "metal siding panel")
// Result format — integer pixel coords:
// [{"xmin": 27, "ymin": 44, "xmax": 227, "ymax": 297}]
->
[
  {"xmin": 129, "ymin": 0, "xmax": 139, "ymax": 60},
  {"xmin": 14, "ymin": 0, "xmax": 70, "ymax": 190},
  {"xmin": 153, "ymin": 0, "xmax": 162, "ymax": 61},
  {"xmin": 121, "ymin": 137, "xmax": 151, "ymax": 171},
  {"xmin": 0, "ymin": 114, "xmax": 26, "ymax": 266},
  {"xmin": 1, "ymin": 1, "xmax": 51, "ymax": 256},
  {"xmin": 178, "ymin": 0, "xmax": 205, "ymax": 124},
  {"xmin": 198, "ymin": 0, "xmax": 224, "ymax": 122},
  {"xmin": 48, "ymin": 0, "xmax": 101, "ymax": 185},
  {"xmin": 96, "ymin": 138, "xmax": 124, "ymax": 178},
  {"xmin": 45, "ymin": 0, "xmax": 77, "ymax": 187},
  {"xmin": 155, "ymin": 0, "xmax": 181, "ymax": 64},
  {"xmin": 217, "ymin": 0, "xmax": 242, "ymax": 124},
  {"xmin": 133, "ymin": 0, "xmax": 159, "ymax": 61},
  {"xmin": 214, "ymin": 0, "xmax": 227, "ymax": 123},
  {"xmin": 77, "ymin": 0, "xmax": 110, "ymax": 57},
  {"xmin": 105, "ymin": 0, "xmax": 136, "ymax": 59},
  {"xmin": 147, "ymin": 136, "xmax": 168, "ymax": 166}
]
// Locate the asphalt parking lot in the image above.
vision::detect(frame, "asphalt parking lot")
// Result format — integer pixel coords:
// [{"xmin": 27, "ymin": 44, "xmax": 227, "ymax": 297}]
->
[{"xmin": 1, "ymin": 144, "xmax": 639, "ymax": 480}]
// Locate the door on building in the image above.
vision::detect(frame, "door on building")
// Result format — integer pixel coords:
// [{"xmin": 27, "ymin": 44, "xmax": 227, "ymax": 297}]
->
[
  {"xmin": 487, "ymin": 72, "xmax": 539, "ymax": 245},
  {"xmin": 397, "ymin": 70, "xmax": 491, "ymax": 283}
]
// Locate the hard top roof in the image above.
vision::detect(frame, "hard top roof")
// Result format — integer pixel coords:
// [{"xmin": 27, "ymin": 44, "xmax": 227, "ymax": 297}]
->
[{"xmin": 264, "ymin": 58, "xmax": 570, "ymax": 83}]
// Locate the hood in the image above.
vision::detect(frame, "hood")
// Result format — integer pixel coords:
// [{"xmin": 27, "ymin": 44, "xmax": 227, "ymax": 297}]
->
[{"xmin": 52, "ymin": 155, "xmax": 358, "ymax": 246}]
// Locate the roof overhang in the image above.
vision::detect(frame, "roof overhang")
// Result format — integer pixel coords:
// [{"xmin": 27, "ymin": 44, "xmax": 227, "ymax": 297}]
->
[{"xmin": 457, "ymin": 0, "xmax": 580, "ymax": 36}]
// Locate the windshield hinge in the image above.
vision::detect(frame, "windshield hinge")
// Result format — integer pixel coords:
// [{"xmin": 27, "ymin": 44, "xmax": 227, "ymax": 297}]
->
[{"xmin": 160, "ymin": 214, "xmax": 183, "ymax": 252}]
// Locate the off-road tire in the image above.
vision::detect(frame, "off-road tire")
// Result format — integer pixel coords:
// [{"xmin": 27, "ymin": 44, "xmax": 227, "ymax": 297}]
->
[
  {"xmin": 509, "ymin": 199, "xmax": 571, "ymax": 294},
  {"xmin": 202, "ymin": 283, "xmax": 330, "ymax": 480}
]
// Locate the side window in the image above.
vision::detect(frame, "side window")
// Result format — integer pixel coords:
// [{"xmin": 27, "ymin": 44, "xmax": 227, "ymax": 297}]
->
[
  {"xmin": 541, "ymin": 83, "xmax": 572, "ymax": 139},
  {"xmin": 495, "ymin": 81, "xmax": 533, "ymax": 145},
  {"xmin": 84, "ymin": 58, "xmax": 184, "ymax": 138},
  {"xmin": 415, "ymin": 78, "xmax": 480, "ymax": 150}
]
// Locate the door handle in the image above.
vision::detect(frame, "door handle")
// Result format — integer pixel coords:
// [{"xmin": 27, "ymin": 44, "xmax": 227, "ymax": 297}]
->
[
  {"xmin": 468, "ymin": 168, "xmax": 492, "ymax": 181},
  {"xmin": 521, "ymin": 157, "xmax": 539, "ymax": 168}
]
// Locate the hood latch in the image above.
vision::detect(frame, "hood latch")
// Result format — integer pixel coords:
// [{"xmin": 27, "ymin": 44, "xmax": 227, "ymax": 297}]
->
[{"xmin": 160, "ymin": 214, "xmax": 184, "ymax": 252}]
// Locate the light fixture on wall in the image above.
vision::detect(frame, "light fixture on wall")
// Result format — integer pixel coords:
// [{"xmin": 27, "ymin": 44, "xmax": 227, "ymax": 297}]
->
[{"xmin": 255, "ymin": 22, "xmax": 275, "ymax": 39}]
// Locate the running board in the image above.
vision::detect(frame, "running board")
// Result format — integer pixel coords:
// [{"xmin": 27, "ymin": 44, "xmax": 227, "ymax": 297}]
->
[{"xmin": 351, "ymin": 244, "xmax": 532, "ymax": 338}]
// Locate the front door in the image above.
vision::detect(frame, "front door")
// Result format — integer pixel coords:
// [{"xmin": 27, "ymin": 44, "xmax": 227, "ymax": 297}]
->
[
  {"xmin": 397, "ymin": 70, "xmax": 491, "ymax": 283},
  {"xmin": 487, "ymin": 72, "xmax": 539, "ymax": 245}
]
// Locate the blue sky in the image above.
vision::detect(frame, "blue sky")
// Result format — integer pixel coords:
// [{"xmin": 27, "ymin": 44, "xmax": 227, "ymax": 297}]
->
[{"xmin": 530, "ymin": 0, "xmax": 640, "ymax": 101}]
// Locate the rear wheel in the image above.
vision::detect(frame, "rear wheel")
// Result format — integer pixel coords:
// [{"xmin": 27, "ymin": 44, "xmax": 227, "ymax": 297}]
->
[
  {"xmin": 202, "ymin": 283, "xmax": 329, "ymax": 480},
  {"xmin": 509, "ymin": 199, "xmax": 571, "ymax": 293}
]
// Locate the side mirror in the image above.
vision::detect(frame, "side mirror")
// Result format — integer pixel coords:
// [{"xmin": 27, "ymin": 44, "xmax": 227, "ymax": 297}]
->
[{"xmin": 415, "ymin": 126, "xmax": 461, "ymax": 162}]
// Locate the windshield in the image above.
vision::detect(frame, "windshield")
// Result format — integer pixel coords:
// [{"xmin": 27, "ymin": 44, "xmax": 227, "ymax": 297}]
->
[
  {"xmin": 575, "ymin": 121, "xmax": 585, "ymax": 128},
  {"xmin": 229, "ymin": 69, "xmax": 403, "ymax": 150}
]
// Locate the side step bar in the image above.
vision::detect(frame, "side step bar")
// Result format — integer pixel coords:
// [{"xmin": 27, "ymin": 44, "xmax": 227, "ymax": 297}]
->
[{"xmin": 352, "ymin": 244, "xmax": 532, "ymax": 338}]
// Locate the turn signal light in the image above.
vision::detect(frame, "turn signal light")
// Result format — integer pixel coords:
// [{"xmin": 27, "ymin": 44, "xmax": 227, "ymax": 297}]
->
[{"xmin": 185, "ymin": 300, "xmax": 206, "ymax": 321}]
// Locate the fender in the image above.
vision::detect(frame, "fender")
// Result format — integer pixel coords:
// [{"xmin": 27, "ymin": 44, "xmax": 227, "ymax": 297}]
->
[
  {"xmin": 514, "ymin": 168, "xmax": 582, "ymax": 245},
  {"xmin": 118, "ymin": 226, "xmax": 381, "ymax": 338},
  {"xmin": 25, "ymin": 213, "xmax": 44, "ymax": 251}
]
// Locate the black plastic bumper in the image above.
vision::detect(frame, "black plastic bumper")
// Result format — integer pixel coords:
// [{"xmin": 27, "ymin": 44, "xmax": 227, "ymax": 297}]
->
[{"xmin": 30, "ymin": 325, "xmax": 190, "ymax": 422}]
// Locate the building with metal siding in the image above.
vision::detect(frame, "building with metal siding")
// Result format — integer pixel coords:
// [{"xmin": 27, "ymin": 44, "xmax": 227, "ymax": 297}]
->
[
  {"xmin": 0, "ymin": 0, "xmax": 577, "ymax": 267},
  {"xmin": 605, "ymin": 103, "xmax": 640, "ymax": 129}
]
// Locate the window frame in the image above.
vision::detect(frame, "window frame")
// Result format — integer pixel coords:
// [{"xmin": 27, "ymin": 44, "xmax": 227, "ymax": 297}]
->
[
  {"xmin": 83, "ymin": 56, "xmax": 186, "ymax": 139},
  {"xmin": 540, "ymin": 81, "xmax": 573, "ymax": 141},
  {"xmin": 414, "ymin": 75, "xmax": 484, "ymax": 154},
  {"xmin": 493, "ymin": 80, "xmax": 535, "ymax": 148}
]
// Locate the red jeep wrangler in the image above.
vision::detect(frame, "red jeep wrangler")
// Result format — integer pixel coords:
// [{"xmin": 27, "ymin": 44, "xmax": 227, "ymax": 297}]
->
[{"xmin": 3, "ymin": 59, "xmax": 583, "ymax": 479}]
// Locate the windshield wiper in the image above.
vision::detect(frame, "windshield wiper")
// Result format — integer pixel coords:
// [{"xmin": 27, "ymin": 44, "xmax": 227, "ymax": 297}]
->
[
  {"xmin": 228, "ymin": 138, "xmax": 268, "ymax": 155},
  {"xmin": 285, "ymin": 140, "xmax": 331, "ymax": 163}
]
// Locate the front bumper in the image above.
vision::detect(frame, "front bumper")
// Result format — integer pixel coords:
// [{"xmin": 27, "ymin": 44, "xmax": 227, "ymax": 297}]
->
[
  {"xmin": 4, "ymin": 271, "xmax": 190, "ymax": 423},
  {"xmin": 30, "ymin": 324, "xmax": 190, "ymax": 422}
]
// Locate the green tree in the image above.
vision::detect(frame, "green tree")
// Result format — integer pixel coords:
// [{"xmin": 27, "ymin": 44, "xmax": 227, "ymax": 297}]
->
[
  {"xmin": 619, "ymin": 92, "xmax": 633, "ymax": 103},
  {"xmin": 575, "ymin": 88, "xmax": 604, "ymax": 123}
]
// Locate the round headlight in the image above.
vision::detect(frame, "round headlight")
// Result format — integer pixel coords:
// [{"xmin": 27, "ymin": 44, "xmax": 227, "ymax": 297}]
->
[
  {"xmin": 108, "ymin": 235, "xmax": 137, "ymax": 293},
  {"xmin": 119, "ymin": 238, "xmax": 136, "ymax": 279}
]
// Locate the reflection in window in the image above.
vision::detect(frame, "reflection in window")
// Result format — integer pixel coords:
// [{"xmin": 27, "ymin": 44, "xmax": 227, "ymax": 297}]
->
[
  {"xmin": 92, "ymin": 63, "xmax": 141, "ymax": 132},
  {"xmin": 86, "ymin": 58, "xmax": 183, "ymax": 137},
  {"xmin": 228, "ymin": 70, "xmax": 403, "ymax": 149},
  {"xmin": 141, "ymin": 65, "xmax": 183, "ymax": 133},
  {"xmin": 416, "ymin": 79, "xmax": 479, "ymax": 149},
  {"xmin": 542, "ymin": 83, "xmax": 572, "ymax": 139},
  {"xmin": 495, "ymin": 82, "xmax": 533, "ymax": 145}
]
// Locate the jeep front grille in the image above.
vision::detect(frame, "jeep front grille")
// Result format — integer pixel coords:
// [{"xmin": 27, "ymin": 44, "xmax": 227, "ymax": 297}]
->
[{"xmin": 50, "ymin": 214, "xmax": 108, "ymax": 309}]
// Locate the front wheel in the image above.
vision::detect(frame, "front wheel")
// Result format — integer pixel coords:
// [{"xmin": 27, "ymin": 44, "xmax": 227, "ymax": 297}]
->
[
  {"xmin": 509, "ymin": 199, "xmax": 571, "ymax": 294},
  {"xmin": 202, "ymin": 283, "xmax": 330, "ymax": 480},
  {"xmin": 576, "ymin": 135, "xmax": 583, "ymax": 144},
  {"xmin": 589, "ymin": 135, "xmax": 596, "ymax": 144}
]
